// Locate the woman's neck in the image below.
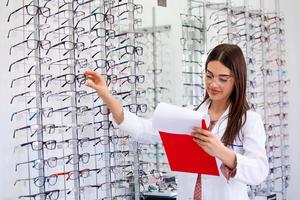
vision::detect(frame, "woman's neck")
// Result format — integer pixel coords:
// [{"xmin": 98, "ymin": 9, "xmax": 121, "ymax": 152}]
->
[{"xmin": 209, "ymin": 99, "xmax": 230, "ymax": 116}]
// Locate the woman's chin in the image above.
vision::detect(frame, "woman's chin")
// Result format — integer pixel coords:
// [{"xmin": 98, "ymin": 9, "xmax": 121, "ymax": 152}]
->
[{"xmin": 208, "ymin": 93, "xmax": 224, "ymax": 101}]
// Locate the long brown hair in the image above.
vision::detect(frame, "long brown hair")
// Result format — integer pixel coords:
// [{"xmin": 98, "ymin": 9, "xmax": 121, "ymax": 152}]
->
[{"xmin": 198, "ymin": 44, "xmax": 249, "ymax": 146}]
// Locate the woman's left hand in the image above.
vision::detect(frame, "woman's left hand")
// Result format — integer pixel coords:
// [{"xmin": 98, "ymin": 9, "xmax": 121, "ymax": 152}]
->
[{"xmin": 191, "ymin": 127, "xmax": 225, "ymax": 158}]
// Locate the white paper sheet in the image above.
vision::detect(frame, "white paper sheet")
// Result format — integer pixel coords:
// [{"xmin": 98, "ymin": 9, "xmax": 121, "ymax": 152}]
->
[{"xmin": 152, "ymin": 102, "xmax": 210, "ymax": 135}]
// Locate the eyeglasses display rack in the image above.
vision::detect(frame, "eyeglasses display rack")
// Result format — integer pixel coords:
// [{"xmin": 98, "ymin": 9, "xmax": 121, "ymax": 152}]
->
[
  {"xmin": 181, "ymin": 0, "xmax": 206, "ymax": 107},
  {"xmin": 7, "ymin": 0, "xmax": 149, "ymax": 199},
  {"xmin": 133, "ymin": 7, "xmax": 176, "ymax": 197}
]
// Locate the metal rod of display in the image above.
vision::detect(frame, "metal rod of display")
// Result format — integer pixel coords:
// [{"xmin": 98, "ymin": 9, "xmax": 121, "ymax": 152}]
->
[
  {"xmin": 259, "ymin": 0, "xmax": 271, "ymax": 197},
  {"xmin": 67, "ymin": 1, "xmax": 80, "ymax": 199},
  {"xmin": 244, "ymin": 0, "xmax": 250, "ymax": 81},
  {"xmin": 152, "ymin": 7, "xmax": 159, "ymax": 109},
  {"xmin": 200, "ymin": 1, "xmax": 205, "ymax": 101},
  {"xmin": 274, "ymin": 1, "xmax": 287, "ymax": 199},
  {"xmin": 194, "ymin": 1, "xmax": 204, "ymax": 105},
  {"xmin": 33, "ymin": 0, "xmax": 45, "ymax": 198},
  {"xmin": 151, "ymin": 7, "xmax": 160, "ymax": 172},
  {"xmin": 100, "ymin": 0, "xmax": 113, "ymax": 199},
  {"xmin": 203, "ymin": 0, "xmax": 207, "ymax": 55},
  {"xmin": 242, "ymin": 1, "xmax": 259, "ymax": 198},
  {"xmin": 20, "ymin": 0, "xmax": 34, "ymax": 195},
  {"xmin": 244, "ymin": 0, "xmax": 250, "ymax": 63},
  {"xmin": 127, "ymin": 0, "xmax": 141, "ymax": 198},
  {"xmin": 188, "ymin": 0, "xmax": 195, "ymax": 106},
  {"xmin": 188, "ymin": 0, "xmax": 192, "ymax": 15},
  {"xmin": 226, "ymin": 0, "xmax": 232, "ymax": 43},
  {"xmin": 183, "ymin": 0, "xmax": 205, "ymax": 106}
]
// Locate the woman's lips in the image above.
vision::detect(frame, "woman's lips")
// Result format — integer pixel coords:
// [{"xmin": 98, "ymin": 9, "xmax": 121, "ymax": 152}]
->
[{"xmin": 209, "ymin": 89, "xmax": 220, "ymax": 95}]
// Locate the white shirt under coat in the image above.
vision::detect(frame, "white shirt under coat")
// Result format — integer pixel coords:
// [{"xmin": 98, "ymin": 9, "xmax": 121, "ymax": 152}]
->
[{"xmin": 110, "ymin": 100, "xmax": 269, "ymax": 200}]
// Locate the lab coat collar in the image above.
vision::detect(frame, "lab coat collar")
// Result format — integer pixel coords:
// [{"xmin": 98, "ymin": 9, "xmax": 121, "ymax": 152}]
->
[
  {"xmin": 198, "ymin": 98, "xmax": 231, "ymax": 122},
  {"xmin": 198, "ymin": 98, "xmax": 231, "ymax": 137}
]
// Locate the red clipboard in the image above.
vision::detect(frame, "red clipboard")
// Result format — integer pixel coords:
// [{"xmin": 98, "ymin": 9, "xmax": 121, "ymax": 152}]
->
[{"xmin": 159, "ymin": 119, "xmax": 219, "ymax": 176}]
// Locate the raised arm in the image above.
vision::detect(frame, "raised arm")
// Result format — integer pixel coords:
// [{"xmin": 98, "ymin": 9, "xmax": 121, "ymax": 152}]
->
[
  {"xmin": 83, "ymin": 69, "xmax": 160, "ymax": 143},
  {"xmin": 84, "ymin": 69, "xmax": 124, "ymax": 124}
]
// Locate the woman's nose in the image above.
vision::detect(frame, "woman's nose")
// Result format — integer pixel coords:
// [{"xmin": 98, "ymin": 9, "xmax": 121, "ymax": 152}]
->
[{"xmin": 209, "ymin": 80, "xmax": 219, "ymax": 88}]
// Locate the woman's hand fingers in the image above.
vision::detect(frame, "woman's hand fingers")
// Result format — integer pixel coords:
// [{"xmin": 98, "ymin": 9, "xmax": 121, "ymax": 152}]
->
[
  {"xmin": 193, "ymin": 138, "xmax": 208, "ymax": 147},
  {"xmin": 85, "ymin": 74, "xmax": 98, "ymax": 83},
  {"xmin": 84, "ymin": 70, "xmax": 108, "ymax": 91},
  {"xmin": 191, "ymin": 127, "xmax": 213, "ymax": 144},
  {"xmin": 84, "ymin": 70, "xmax": 104, "ymax": 82},
  {"xmin": 84, "ymin": 74, "xmax": 99, "ymax": 90},
  {"xmin": 192, "ymin": 127, "xmax": 211, "ymax": 136},
  {"xmin": 84, "ymin": 69, "xmax": 98, "ymax": 76},
  {"xmin": 85, "ymin": 79, "xmax": 97, "ymax": 90},
  {"xmin": 191, "ymin": 126, "xmax": 225, "ymax": 158},
  {"xmin": 192, "ymin": 133, "xmax": 209, "ymax": 141},
  {"xmin": 84, "ymin": 71, "xmax": 101, "ymax": 81}
]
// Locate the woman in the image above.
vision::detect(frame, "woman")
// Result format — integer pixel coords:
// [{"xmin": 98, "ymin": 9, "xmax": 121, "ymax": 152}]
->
[{"xmin": 84, "ymin": 44, "xmax": 269, "ymax": 200}]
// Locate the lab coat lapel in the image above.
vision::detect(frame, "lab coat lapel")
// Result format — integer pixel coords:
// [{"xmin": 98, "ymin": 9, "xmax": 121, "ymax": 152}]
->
[
  {"xmin": 212, "ymin": 104, "xmax": 230, "ymax": 138},
  {"xmin": 196, "ymin": 99, "xmax": 230, "ymax": 138}
]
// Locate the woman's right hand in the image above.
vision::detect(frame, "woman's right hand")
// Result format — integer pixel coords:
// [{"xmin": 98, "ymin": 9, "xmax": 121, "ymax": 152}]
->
[
  {"xmin": 84, "ymin": 69, "xmax": 110, "ymax": 97},
  {"xmin": 84, "ymin": 69, "xmax": 124, "ymax": 124}
]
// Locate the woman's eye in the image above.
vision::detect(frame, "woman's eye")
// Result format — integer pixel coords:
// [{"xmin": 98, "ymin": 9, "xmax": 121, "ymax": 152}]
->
[
  {"xmin": 205, "ymin": 74, "xmax": 213, "ymax": 79},
  {"xmin": 219, "ymin": 78, "xmax": 229, "ymax": 83}
]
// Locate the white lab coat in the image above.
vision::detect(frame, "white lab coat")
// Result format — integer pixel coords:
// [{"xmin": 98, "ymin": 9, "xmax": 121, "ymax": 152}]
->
[{"xmin": 110, "ymin": 100, "xmax": 269, "ymax": 200}]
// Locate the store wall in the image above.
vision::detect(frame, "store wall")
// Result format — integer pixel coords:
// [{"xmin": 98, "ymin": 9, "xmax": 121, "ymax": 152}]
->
[{"xmin": 0, "ymin": 0, "xmax": 299, "ymax": 199}]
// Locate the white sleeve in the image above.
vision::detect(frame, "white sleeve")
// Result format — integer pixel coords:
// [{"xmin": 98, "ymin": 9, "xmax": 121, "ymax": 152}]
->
[
  {"xmin": 232, "ymin": 111, "xmax": 269, "ymax": 185},
  {"xmin": 109, "ymin": 110, "xmax": 161, "ymax": 144}
]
